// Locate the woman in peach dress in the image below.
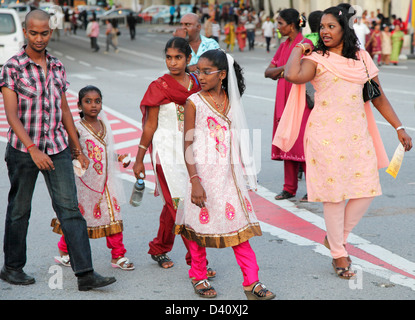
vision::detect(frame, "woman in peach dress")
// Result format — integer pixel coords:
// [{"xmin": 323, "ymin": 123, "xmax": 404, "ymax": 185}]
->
[{"xmin": 274, "ymin": 7, "xmax": 412, "ymax": 279}]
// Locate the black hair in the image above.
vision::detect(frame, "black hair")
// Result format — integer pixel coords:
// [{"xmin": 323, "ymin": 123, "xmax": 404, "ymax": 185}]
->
[
  {"xmin": 278, "ymin": 8, "xmax": 307, "ymax": 31},
  {"xmin": 308, "ymin": 10, "xmax": 323, "ymax": 33},
  {"xmin": 78, "ymin": 85, "xmax": 102, "ymax": 118},
  {"xmin": 164, "ymin": 37, "xmax": 192, "ymax": 58},
  {"xmin": 164, "ymin": 37, "xmax": 192, "ymax": 73},
  {"xmin": 315, "ymin": 6, "xmax": 360, "ymax": 60},
  {"xmin": 199, "ymin": 49, "xmax": 245, "ymax": 97}
]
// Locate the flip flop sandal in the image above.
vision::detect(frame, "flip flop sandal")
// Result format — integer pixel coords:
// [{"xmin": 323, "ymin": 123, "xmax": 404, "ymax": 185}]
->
[
  {"xmin": 244, "ymin": 282, "xmax": 276, "ymax": 300},
  {"xmin": 192, "ymin": 279, "xmax": 217, "ymax": 298},
  {"xmin": 54, "ymin": 255, "xmax": 71, "ymax": 267},
  {"xmin": 151, "ymin": 254, "xmax": 174, "ymax": 269},
  {"xmin": 111, "ymin": 257, "xmax": 135, "ymax": 271}
]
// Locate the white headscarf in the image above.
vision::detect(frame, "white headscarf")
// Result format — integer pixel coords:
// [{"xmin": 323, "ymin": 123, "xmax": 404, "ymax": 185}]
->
[
  {"xmin": 99, "ymin": 108, "xmax": 127, "ymax": 205},
  {"xmin": 226, "ymin": 53, "xmax": 258, "ymax": 191}
]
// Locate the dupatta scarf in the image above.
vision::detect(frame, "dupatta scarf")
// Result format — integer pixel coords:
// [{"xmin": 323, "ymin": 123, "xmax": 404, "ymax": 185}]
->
[
  {"xmin": 140, "ymin": 73, "xmax": 201, "ymax": 152},
  {"xmin": 273, "ymin": 49, "xmax": 389, "ymax": 169}
]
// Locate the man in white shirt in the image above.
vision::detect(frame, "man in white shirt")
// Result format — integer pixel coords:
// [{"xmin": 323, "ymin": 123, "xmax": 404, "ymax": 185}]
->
[
  {"xmin": 262, "ymin": 16, "xmax": 274, "ymax": 52},
  {"xmin": 353, "ymin": 17, "xmax": 370, "ymax": 50}
]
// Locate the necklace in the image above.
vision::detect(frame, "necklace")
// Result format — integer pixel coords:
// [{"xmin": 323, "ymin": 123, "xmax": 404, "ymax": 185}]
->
[
  {"xmin": 83, "ymin": 118, "xmax": 104, "ymax": 137},
  {"xmin": 207, "ymin": 90, "xmax": 227, "ymax": 113}
]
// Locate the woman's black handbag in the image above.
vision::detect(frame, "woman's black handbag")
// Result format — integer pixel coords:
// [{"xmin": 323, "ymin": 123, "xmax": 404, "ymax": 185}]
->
[{"xmin": 362, "ymin": 58, "xmax": 381, "ymax": 102}]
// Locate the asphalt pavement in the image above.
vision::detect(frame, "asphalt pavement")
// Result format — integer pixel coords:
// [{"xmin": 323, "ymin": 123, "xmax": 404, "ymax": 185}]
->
[{"xmin": 0, "ymin": 23, "xmax": 415, "ymax": 307}]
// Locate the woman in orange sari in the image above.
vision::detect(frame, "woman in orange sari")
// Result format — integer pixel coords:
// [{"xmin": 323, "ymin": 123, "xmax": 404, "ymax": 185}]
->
[{"xmin": 275, "ymin": 6, "xmax": 412, "ymax": 279}]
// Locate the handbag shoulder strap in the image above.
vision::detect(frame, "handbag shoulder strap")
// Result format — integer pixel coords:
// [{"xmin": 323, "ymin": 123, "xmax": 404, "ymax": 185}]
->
[{"xmin": 361, "ymin": 57, "xmax": 370, "ymax": 80}]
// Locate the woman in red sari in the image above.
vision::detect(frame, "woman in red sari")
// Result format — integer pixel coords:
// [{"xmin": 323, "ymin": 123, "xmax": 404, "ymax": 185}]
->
[
  {"xmin": 133, "ymin": 37, "xmax": 215, "ymax": 277},
  {"xmin": 265, "ymin": 9, "xmax": 313, "ymax": 201}
]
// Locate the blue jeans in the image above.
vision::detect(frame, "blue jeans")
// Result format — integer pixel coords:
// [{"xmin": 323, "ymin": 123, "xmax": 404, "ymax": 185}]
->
[{"xmin": 3, "ymin": 145, "xmax": 93, "ymax": 275}]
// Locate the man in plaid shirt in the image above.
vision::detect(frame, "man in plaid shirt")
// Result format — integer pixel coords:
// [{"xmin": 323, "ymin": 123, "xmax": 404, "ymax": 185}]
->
[{"xmin": 0, "ymin": 9, "xmax": 116, "ymax": 291}]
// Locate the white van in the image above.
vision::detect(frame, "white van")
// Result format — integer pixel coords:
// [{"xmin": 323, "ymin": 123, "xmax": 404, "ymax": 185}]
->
[
  {"xmin": 8, "ymin": 3, "xmax": 31, "ymax": 23},
  {"xmin": 0, "ymin": 9, "xmax": 24, "ymax": 66}
]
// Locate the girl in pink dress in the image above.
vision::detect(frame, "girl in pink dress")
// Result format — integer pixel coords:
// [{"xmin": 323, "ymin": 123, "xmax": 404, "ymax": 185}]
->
[
  {"xmin": 175, "ymin": 49, "xmax": 275, "ymax": 300},
  {"xmin": 275, "ymin": 6, "xmax": 412, "ymax": 280}
]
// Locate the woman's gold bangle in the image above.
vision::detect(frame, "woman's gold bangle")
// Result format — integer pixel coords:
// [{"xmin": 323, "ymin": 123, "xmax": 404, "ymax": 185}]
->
[
  {"xmin": 295, "ymin": 43, "xmax": 306, "ymax": 54},
  {"xmin": 139, "ymin": 144, "xmax": 148, "ymax": 151}
]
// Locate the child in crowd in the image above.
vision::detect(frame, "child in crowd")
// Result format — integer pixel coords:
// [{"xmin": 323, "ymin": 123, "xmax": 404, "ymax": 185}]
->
[
  {"xmin": 175, "ymin": 49, "xmax": 276, "ymax": 300},
  {"xmin": 52, "ymin": 85, "xmax": 134, "ymax": 271}
]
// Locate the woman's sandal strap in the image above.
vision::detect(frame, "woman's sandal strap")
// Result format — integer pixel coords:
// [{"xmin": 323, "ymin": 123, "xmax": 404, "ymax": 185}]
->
[
  {"xmin": 151, "ymin": 254, "xmax": 173, "ymax": 267},
  {"xmin": 192, "ymin": 279, "xmax": 217, "ymax": 298},
  {"xmin": 251, "ymin": 282, "xmax": 269, "ymax": 297}
]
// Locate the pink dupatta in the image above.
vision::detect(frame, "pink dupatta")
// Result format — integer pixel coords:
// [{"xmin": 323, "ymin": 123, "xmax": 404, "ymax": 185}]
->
[{"xmin": 273, "ymin": 49, "xmax": 389, "ymax": 169}]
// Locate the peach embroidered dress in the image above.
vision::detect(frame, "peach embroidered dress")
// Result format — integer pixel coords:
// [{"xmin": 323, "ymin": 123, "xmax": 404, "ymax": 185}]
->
[
  {"xmin": 52, "ymin": 120, "xmax": 123, "ymax": 238},
  {"xmin": 175, "ymin": 93, "xmax": 262, "ymax": 248},
  {"xmin": 273, "ymin": 50, "xmax": 389, "ymax": 203}
]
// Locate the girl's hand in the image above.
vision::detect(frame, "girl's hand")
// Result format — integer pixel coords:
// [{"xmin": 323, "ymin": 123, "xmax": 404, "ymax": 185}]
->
[
  {"xmin": 133, "ymin": 161, "xmax": 145, "ymax": 179},
  {"xmin": 77, "ymin": 153, "xmax": 90, "ymax": 170},
  {"xmin": 191, "ymin": 179, "xmax": 207, "ymax": 208},
  {"xmin": 118, "ymin": 153, "xmax": 131, "ymax": 168},
  {"xmin": 398, "ymin": 130, "xmax": 413, "ymax": 152}
]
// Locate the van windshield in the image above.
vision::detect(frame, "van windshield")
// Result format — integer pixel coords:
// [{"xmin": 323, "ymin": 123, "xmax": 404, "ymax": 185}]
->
[{"xmin": 0, "ymin": 13, "xmax": 17, "ymax": 35}]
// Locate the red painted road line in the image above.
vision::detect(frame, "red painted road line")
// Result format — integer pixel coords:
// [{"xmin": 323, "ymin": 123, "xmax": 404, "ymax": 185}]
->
[{"xmin": 250, "ymin": 191, "xmax": 415, "ymax": 280}]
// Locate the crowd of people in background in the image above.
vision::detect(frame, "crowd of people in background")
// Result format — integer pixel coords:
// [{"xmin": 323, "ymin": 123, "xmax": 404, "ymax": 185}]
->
[
  {"xmin": 45, "ymin": 2, "xmax": 414, "ymax": 63},
  {"xmin": 184, "ymin": 3, "xmax": 414, "ymax": 63}
]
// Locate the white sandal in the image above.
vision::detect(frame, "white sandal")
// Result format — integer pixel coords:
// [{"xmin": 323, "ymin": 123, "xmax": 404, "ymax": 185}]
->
[
  {"xmin": 54, "ymin": 255, "xmax": 71, "ymax": 267},
  {"xmin": 111, "ymin": 257, "xmax": 135, "ymax": 271}
]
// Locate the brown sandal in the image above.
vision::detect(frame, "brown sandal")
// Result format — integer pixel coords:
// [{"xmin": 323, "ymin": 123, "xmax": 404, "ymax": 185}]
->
[
  {"xmin": 324, "ymin": 236, "xmax": 352, "ymax": 263},
  {"xmin": 332, "ymin": 259, "xmax": 356, "ymax": 280}
]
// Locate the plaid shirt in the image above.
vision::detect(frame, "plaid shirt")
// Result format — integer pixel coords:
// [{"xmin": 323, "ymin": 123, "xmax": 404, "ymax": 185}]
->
[{"xmin": 0, "ymin": 46, "xmax": 69, "ymax": 154}]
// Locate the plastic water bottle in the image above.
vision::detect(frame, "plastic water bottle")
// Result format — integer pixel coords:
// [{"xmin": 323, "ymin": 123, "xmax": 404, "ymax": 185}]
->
[{"xmin": 130, "ymin": 179, "xmax": 145, "ymax": 207}]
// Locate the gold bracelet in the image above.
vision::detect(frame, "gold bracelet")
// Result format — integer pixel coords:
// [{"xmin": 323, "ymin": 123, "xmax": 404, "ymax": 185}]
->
[
  {"xmin": 280, "ymin": 70, "xmax": 284, "ymax": 78},
  {"xmin": 295, "ymin": 43, "xmax": 306, "ymax": 54},
  {"xmin": 139, "ymin": 144, "xmax": 148, "ymax": 151}
]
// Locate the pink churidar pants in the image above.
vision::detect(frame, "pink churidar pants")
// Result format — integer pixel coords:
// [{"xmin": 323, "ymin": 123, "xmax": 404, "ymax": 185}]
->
[
  {"xmin": 323, "ymin": 197, "xmax": 374, "ymax": 259},
  {"xmin": 58, "ymin": 232, "xmax": 126, "ymax": 259},
  {"xmin": 188, "ymin": 240, "xmax": 259, "ymax": 287}
]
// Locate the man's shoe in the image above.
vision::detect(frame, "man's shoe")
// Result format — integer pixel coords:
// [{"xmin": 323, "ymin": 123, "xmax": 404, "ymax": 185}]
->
[
  {"xmin": 0, "ymin": 266, "xmax": 35, "ymax": 285},
  {"xmin": 77, "ymin": 271, "xmax": 116, "ymax": 291}
]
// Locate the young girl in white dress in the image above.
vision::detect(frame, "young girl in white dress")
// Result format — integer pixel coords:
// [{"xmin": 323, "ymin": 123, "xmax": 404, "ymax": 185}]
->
[
  {"xmin": 52, "ymin": 85, "xmax": 134, "ymax": 271},
  {"xmin": 175, "ymin": 49, "xmax": 275, "ymax": 300}
]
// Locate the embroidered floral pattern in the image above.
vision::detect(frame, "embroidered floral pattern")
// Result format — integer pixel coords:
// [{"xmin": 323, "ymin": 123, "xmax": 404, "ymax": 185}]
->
[
  {"xmin": 244, "ymin": 197, "xmax": 253, "ymax": 212},
  {"xmin": 78, "ymin": 203, "xmax": 85, "ymax": 216},
  {"xmin": 93, "ymin": 202, "xmax": 102, "ymax": 219},
  {"xmin": 207, "ymin": 116, "xmax": 227, "ymax": 158},
  {"xmin": 85, "ymin": 139, "xmax": 104, "ymax": 175},
  {"xmin": 113, "ymin": 197, "xmax": 120, "ymax": 212},
  {"xmin": 225, "ymin": 202, "xmax": 235, "ymax": 220},
  {"xmin": 199, "ymin": 207, "xmax": 210, "ymax": 224},
  {"xmin": 176, "ymin": 104, "xmax": 185, "ymax": 132}
]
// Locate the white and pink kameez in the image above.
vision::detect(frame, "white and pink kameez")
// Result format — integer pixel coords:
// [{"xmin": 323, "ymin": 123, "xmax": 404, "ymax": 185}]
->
[{"xmin": 175, "ymin": 92, "xmax": 262, "ymax": 248}]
